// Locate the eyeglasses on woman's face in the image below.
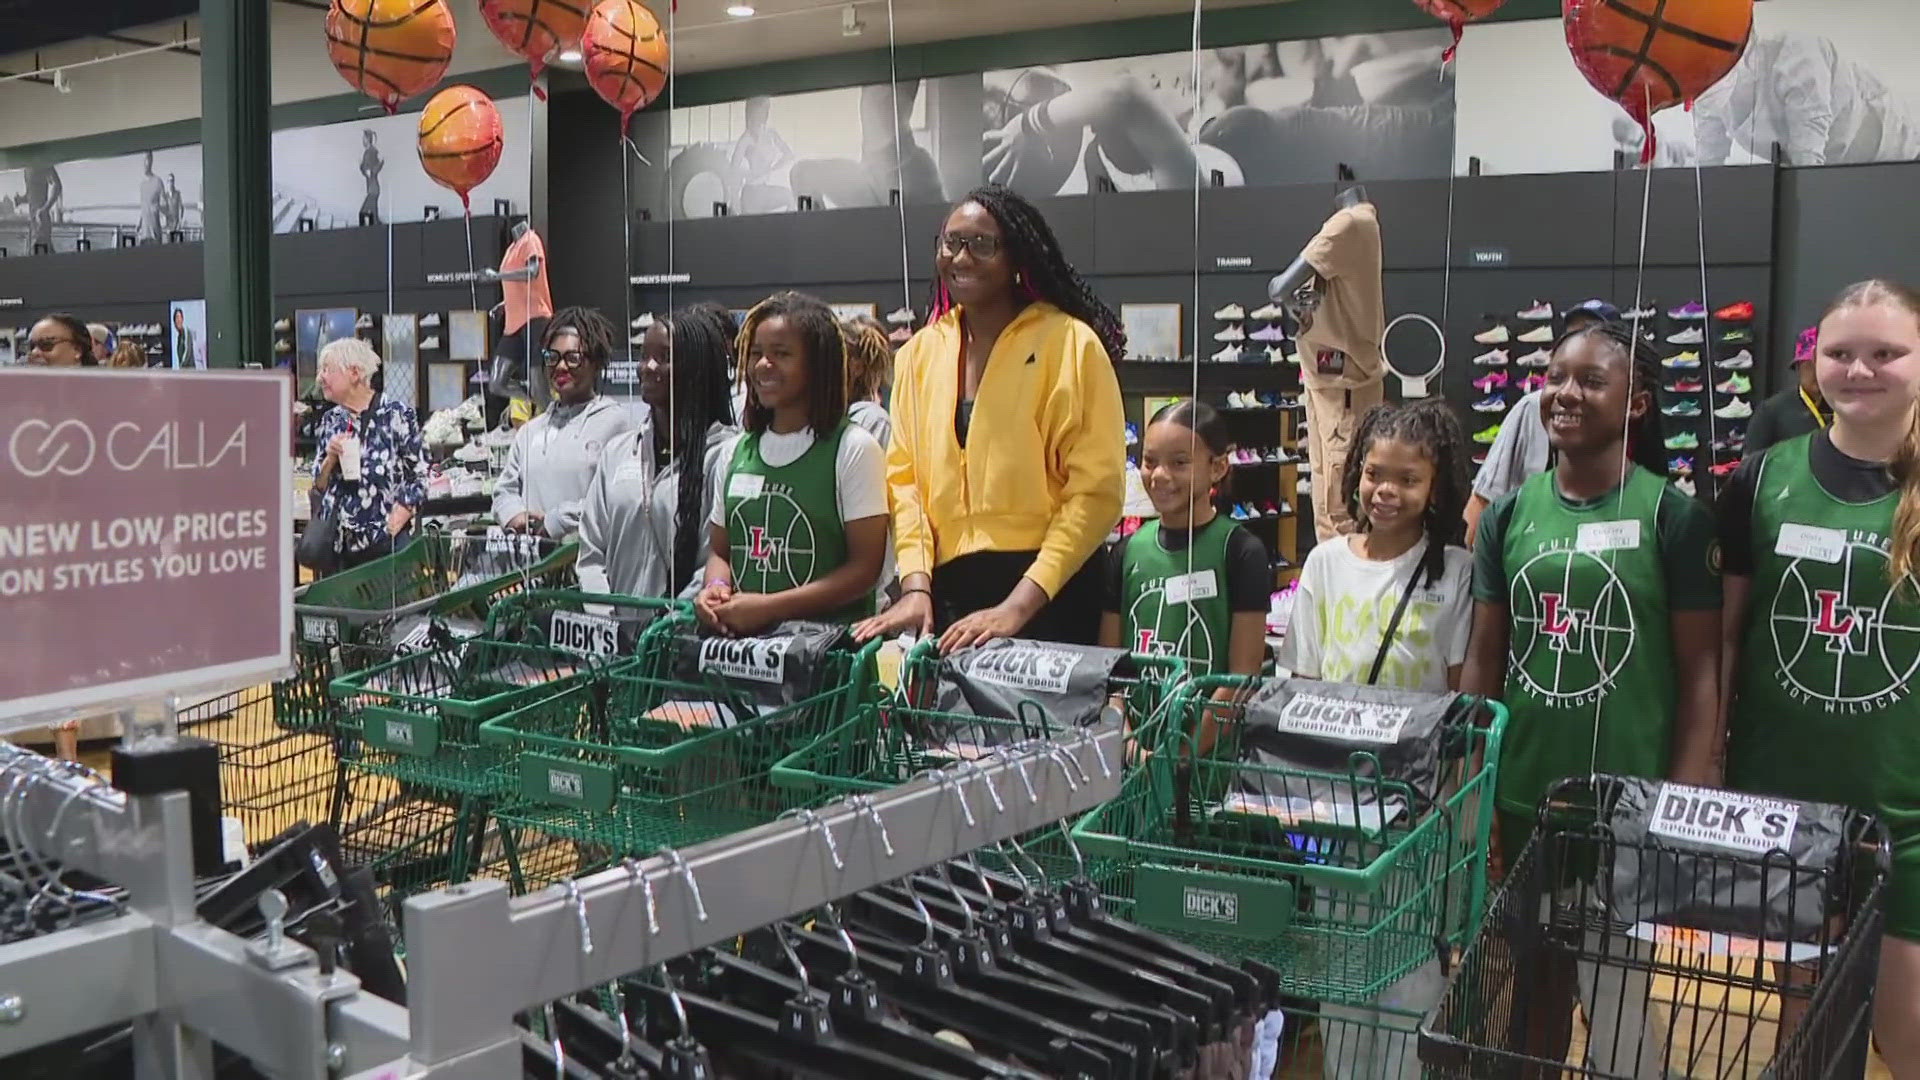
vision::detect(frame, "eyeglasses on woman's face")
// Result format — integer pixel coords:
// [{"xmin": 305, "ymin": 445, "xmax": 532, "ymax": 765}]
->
[
  {"xmin": 935, "ymin": 232, "xmax": 1002, "ymax": 261},
  {"xmin": 542, "ymin": 349, "xmax": 590, "ymax": 370}
]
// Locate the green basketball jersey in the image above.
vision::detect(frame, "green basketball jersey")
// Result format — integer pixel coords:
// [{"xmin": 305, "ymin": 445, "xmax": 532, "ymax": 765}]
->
[
  {"xmin": 1496, "ymin": 467, "xmax": 1679, "ymax": 816},
  {"xmin": 724, "ymin": 421, "xmax": 874, "ymax": 624},
  {"xmin": 1728, "ymin": 434, "xmax": 1920, "ymax": 822},
  {"xmin": 1120, "ymin": 516, "xmax": 1238, "ymax": 675}
]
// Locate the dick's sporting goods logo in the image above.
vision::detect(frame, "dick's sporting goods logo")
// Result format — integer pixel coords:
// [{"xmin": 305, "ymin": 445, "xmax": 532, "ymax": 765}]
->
[
  {"xmin": 966, "ymin": 644, "xmax": 1080, "ymax": 695},
  {"xmin": 698, "ymin": 635, "xmax": 790, "ymax": 685},
  {"xmin": 1768, "ymin": 531, "xmax": 1920, "ymax": 714},
  {"xmin": 1183, "ymin": 886, "xmax": 1239, "ymax": 925},
  {"xmin": 1647, "ymin": 783, "xmax": 1799, "ymax": 856}
]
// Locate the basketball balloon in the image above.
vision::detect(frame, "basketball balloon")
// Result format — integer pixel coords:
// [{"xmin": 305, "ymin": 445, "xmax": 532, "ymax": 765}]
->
[
  {"xmin": 480, "ymin": 0, "xmax": 591, "ymax": 83},
  {"xmin": 325, "ymin": 0, "xmax": 457, "ymax": 114},
  {"xmin": 1564, "ymin": 0, "xmax": 1751, "ymax": 163},
  {"xmin": 417, "ymin": 86, "xmax": 505, "ymax": 211},
  {"xmin": 1413, "ymin": 0, "xmax": 1507, "ymax": 63},
  {"xmin": 583, "ymin": 0, "xmax": 669, "ymax": 130}
]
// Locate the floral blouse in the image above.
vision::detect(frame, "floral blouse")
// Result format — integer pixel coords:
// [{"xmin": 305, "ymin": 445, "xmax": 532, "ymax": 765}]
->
[{"xmin": 312, "ymin": 394, "xmax": 427, "ymax": 553}]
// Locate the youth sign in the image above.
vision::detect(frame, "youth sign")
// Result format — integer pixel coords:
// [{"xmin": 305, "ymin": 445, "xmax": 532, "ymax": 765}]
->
[{"xmin": 0, "ymin": 369, "xmax": 292, "ymax": 727}]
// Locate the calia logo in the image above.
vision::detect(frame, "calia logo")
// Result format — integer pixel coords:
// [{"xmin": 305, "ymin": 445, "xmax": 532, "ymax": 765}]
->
[
  {"xmin": 8, "ymin": 419, "xmax": 93, "ymax": 477},
  {"xmin": 1183, "ymin": 886, "xmax": 1239, "ymax": 924},
  {"xmin": 6, "ymin": 417, "xmax": 249, "ymax": 478}
]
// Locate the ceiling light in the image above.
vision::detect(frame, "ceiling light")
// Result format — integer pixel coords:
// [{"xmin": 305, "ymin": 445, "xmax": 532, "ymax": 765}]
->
[
  {"xmin": 725, "ymin": 4, "xmax": 756, "ymax": 16},
  {"xmin": 557, "ymin": 48, "xmax": 582, "ymax": 63}
]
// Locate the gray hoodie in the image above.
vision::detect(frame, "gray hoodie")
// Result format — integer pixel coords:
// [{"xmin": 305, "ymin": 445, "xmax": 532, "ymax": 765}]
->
[
  {"xmin": 578, "ymin": 420, "xmax": 737, "ymax": 599},
  {"xmin": 492, "ymin": 395, "xmax": 638, "ymax": 539}
]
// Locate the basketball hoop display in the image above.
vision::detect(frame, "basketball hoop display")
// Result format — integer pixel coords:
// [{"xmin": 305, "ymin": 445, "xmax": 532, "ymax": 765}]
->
[{"xmin": 1384, "ymin": 312, "xmax": 1445, "ymax": 398}]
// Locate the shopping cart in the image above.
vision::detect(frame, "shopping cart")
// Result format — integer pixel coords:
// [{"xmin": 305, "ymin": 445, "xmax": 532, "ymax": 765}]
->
[
  {"xmin": 178, "ymin": 684, "xmax": 342, "ymax": 854},
  {"xmin": 479, "ymin": 604, "xmax": 885, "ymax": 891},
  {"xmin": 276, "ymin": 526, "xmax": 577, "ymax": 738},
  {"xmin": 325, "ymin": 586, "xmax": 626, "ymax": 918},
  {"xmin": 1070, "ymin": 674, "xmax": 1506, "ymax": 1005},
  {"xmin": 1418, "ymin": 774, "xmax": 1887, "ymax": 1079}
]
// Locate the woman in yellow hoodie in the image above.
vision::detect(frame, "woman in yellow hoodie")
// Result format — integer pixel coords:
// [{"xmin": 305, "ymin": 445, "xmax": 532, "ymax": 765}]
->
[{"xmin": 854, "ymin": 184, "xmax": 1127, "ymax": 650}]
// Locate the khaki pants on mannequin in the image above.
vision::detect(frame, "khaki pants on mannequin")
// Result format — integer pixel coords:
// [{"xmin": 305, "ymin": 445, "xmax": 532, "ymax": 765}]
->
[{"xmin": 1304, "ymin": 380, "xmax": 1384, "ymax": 542}]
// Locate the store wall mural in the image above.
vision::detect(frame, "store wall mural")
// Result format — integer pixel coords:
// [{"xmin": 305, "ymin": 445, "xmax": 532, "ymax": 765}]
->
[{"xmin": 0, "ymin": 98, "xmax": 533, "ymax": 255}]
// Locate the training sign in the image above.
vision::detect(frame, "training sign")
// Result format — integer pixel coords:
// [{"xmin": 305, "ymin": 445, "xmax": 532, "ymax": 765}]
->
[
  {"xmin": 0, "ymin": 369, "xmax": 292, "ymax": 728},
  {"xmin": 1646, "ymin": 782, "xmax": 1800, "ymax": 856}
]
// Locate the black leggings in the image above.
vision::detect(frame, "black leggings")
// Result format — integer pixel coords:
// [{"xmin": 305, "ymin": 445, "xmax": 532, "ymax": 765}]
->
[{"xmin": 931, "ymin": 550, "xmax": 1104, "ymax": 647}]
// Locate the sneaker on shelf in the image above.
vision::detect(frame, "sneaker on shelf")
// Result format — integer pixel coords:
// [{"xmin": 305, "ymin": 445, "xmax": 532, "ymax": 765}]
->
[
  {"xmin": 453, "ymin": 441, "xmax": 490, "ymax": 463},
  {"xmin": 1663, "ymin": 351, "xmax": 1701, "ymax": 369},
  {"xmin": 1283, "ymin": 348, "xmax": 1302, "ymax": 366},
  {"xmin": 1473, "ymin": 324, "xmax": 1511, "ymax": 345},
  {"xmin": 885, "ymin": 306, "xmax": 915, "ymax": 326},
  {"xmin": 1713, "ymin": 300, "xmax": 1754, "ymax": 322},
  {"xmin": 1231, "ymin": 503, "xmax": 1257, "ymax": 522},
  {"xmin": 355, "ymin": 314, "xmax": 374, "ymax": 330},
  {"xmin": 1667, "ymin": 377, "xmax": 1704, "ymax": 393},
  {"xmin": 1473, "ymin": 395, "xmax": 1509, "ymax": 413},
  {"xmin": 1710, "ymin": 459, "xmax": 1740, "ymax": 478},
  {"xmin": 1676, "ymin": 476, "xmax": 1697, "ymax": 496},
  {"xmin": 1714, "ymin": 398, "xmax": 1753, "ymax": 420},
  {"xmin": 1214, "ymin": 325, "xmax": 1246, "ymax": 342},
  {"xmin": 272, "ymin": 317, "xmax": 291, "ymax": 333},
  {"xmin": 1720, "ymin": 328, "xmax": 1754, "ymax": 346},
  {"xmin": 1668, "ymin": 456, "xmax": 1695, "ymax": 476},
  {"xmin": 628, "ymin": 332, "xmax": 648, "ymax": 346},
  {"xmin": 1124, "ymin": 422, "xmax": 1139, "ymax": 446},
  {"xmin": 1668, "ymin": 301, "xmax": 1707, "ymax": 321},
  {"xmin": 888, "ymin": 327, "xmax": 912, "ymax": 344},
  {"xmin": 421, "ymin": 335, "xmax": 441, "ymax": 350},
  {"xmin": 1472, "ymin": 424, "xmax": 1503, "ymax": 445},
  {"xmin": 1249, "ymin": 325, "xmax": 1287, "ymax": 343},
  {"xmin": 1519, "ymin": 373, "xmax": 1548, "ymax": 394},
  {"xmin": 1264, "ymin": 500, "xmax": 1290, "ymax": 518},
  {"xmin": 1211, "ymin": 344, "xmax": 1243, "ymax": 364},
  {"xmin": 1225, "ymin": 391, "xmax": 1250, "ymax": 408},
  {"xmin": 1715, "ymin": 349, "xmax": 1754, "ymax": 370},
  {"xmin": 1517, "ymin": 325, "xmax": 1555, "ymax": 344},
  {"xmin": 1264, "ymin": 346, "xmax": 1287, "ymax": 365},
  {"xmin": 1278, "ymin": 396, "xmax": 1304, "ymax": 413},
  {"xmin": 1258, "ymin": 391, "xmax": 1284, "ymax": 408},
  {"xmin": 1710, "ymin": 435, "xmax": 1745, "ymax": 456},
  {"xmin": 469, "ymin": 368, "xmax": 493, "ymax": 385},
  {"xmin": 1625, "ymin": 303, "xmax": 1658, "ymax": 320},
  {"xmin": 1472, "ymin": 370, "xmax": 1509, "ymax": 393},
  {"xmin": 1472, "ymin": 451, "xmax": 1489, "ymax": 466},
  {"xmin": 1296, "ymin": 476, "xmax": 1313, "ymax": 496},
  {"xmin": 1516, "ymin": 348, "xmax": 1552, "ymax": 368},
  {"xmin": 1663, "ymin": 400, "xmax": 1703, "ymax": 418},
  {"xmin": 1715, "ymin": 374, "xmax": 1752, "ymax": 395},
  {"xmin": 1270, "ymin": 447, "xmax": 1297, "ymax": 464},
  {"xmin": 1516, "ymin": 301, "xmax": 1555, "ymax": 321},
  {"xmin": 1473, "ymin": 348, "xmax": 1510, "ymax": 367},
  {"xmin": 1667, "ymin": 326, "xmax": 1706, "ymax": 345},
  {"xmin": 1665, "ymin": 432, "xmax": 1700, "ymax": 450},
  {"xmin": 1213, "ymin": 303, "xmax": 1247, "ymax": 321},
  {"xmin": 480, "ymin": 424, "xmax": 516, "ymax": 447},
  {"xmin": 1250, "ymin": 302, "xmax": 1284, "ymax": 321},
  {"xmin": 420, "ymin": 313, "xmax": 443, "ymax": 328}
]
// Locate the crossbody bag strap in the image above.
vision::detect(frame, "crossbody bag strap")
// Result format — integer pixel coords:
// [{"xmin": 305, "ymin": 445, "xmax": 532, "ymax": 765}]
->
[{"xmin": 1365, "ymin": 565, "xmax": 1426, "ymax": 687}]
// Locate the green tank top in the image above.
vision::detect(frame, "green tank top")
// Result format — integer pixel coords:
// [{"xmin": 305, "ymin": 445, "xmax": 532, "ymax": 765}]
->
[
  {"xmin": 1496, "ymin": 467, "xmax": 1679, "ymax": 816},
  {"xmin": 1728, "ymin": 434, "xmax": 1920, "ymax": 829},
  {"xmin": 723, "ymin": 420, "xmax": 874, "ymax": 624},
  {"xmin": 1120, "ymin": 516, "xmax": 1238, "ymax": 675}
]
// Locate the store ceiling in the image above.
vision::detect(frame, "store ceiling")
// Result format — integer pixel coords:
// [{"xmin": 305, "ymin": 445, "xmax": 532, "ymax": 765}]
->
[{"xmin": 1, "ymin": 0, "xmax": 1280, "ymax": 77}]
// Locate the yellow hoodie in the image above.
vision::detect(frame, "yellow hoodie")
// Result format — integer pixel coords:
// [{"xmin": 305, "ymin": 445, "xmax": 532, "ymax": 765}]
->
[{"xmin": 887, "ymin": 302, "xmax": 1126, "ymax": 599}]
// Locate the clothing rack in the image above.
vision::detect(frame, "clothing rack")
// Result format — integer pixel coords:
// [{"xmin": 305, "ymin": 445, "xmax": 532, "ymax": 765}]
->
[{"xmin": 0, "ymin": 723, "xmax": 1122, "ymax": 1080}]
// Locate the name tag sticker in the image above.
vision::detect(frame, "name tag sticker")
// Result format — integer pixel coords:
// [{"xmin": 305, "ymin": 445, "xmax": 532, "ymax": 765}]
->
[
  {"xmin": 728, "ymin": 472, "xmax": 765, "ymax": 499},
  {"xmin": 1576, "ymin": 519, "xmax": 1642, "ymax": 554},
  {"xmin": 615, "ymin": 458, "xmax": 649, "ymax": 485},
  {"xmin": 1775, "ymin": 523, "xmax": 1847, "ymax": 565},
  {"xmin": 1165, "ymin": 570, "xmax": 1219, "ymax": 606}
]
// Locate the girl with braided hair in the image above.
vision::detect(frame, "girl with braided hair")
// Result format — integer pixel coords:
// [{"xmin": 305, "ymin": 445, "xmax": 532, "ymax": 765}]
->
[
  {"xmin": 494, "ymin": 306, "xmax": 640, "ymax": 538},
  {"xmin": 578, "ymin": 303, "xmax": 739, "ymax": 600},
  {"xmin": 841, "ymin": 315, "xmax": 894, "ymax": 448},
  {"xmin": 855, "ymin": 184, "xmax": 1127, "ymax": 651}
]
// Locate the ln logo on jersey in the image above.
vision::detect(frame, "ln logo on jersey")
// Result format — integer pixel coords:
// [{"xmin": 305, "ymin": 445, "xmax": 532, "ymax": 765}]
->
[
  {"xmin": 1648, "ymin": 782, "xmax": 1799, "ymax": 856},
  {"xmin": 1511, "ymin": 548, "xmax": 1638, "ymax": 707},
  {"xmin": 1127, "ymin": 579, "xmax": 1216, "ymax": 672},
  {"xmin": 731, "ymin": 483, "xmax": 820, "ymax": 589},
  {"xmin": 1539, "ymin": 593, "xmax": 1591, "ymax": 653},
  {"xmin": 1769, "ymin": 531, "xmax": 1920, "ymax": 713}
]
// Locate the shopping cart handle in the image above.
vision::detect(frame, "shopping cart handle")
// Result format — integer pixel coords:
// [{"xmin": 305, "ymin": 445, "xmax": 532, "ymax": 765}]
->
[{"xmin": 292, "ymin": 592, "xmax": 448, "ymax": 622}]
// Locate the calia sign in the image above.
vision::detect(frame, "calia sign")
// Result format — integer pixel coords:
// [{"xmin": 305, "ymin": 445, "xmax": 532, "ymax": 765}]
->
[{"xmin": 0, "ymin": 368, "xmax": 292, "ymax": 728}]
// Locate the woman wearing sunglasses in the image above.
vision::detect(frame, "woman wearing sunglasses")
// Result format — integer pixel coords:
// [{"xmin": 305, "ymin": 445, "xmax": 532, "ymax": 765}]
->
[
  {"xmin": 493, "ymin": 306, "xmax": 639, "ymax": 538},
  {"xmin": 22, "ymin": 313, "xmax": 99, "ymax": 367},
  {"xmin": 854, "ymin": 184, "xmax": 1126, "ymax": 651}
]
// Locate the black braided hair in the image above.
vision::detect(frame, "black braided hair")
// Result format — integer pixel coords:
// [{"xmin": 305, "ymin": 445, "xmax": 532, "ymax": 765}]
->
[
  {"xmin": 663, "ymin": 302, "xmax": 738, "ymax": 589},
  {"xmin": 930, "ymin": 184, "xmax": 1125, "ymax": 363},
  {"xmin": 40, "ymin": 312, "xmax": 97, "ymax": 366},
  {"xmin": 542, "ymin": 305, "xmax": 616, "ymax": 389},
  {"xmin": 842, "ymin": 318, "xmax": 892, "ymax": 404},
  {"xmin": 1550, "ymin": 320, "xmax": 1669, "ymax": 479},
  {"xmin": 735, "ymin": 291, "xmax": 847, "ymax": 436},
  {"xmin": 1341, "ymin": 398, "xmax": 1472, "ymax": 589}
]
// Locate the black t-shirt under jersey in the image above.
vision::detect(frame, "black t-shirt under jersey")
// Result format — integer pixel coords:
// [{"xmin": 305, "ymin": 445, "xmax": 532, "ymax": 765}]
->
[
  {"xmin": 1718, "ymin": 430, "xmax": 1899, "ymax": 576},
  {"xmin": 1103, "ymin": 520, "xmax": 1272, "ymax": 615}
]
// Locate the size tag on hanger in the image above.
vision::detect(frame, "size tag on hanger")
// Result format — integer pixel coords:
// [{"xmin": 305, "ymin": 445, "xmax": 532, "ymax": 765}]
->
[
  {"xmin": 1576, "ymin": 519, "xmax": 1642, "ymax": 554},
  {"xmin": 1775, "ymin": 523, "xmax": 1847, "ymax": 565}
]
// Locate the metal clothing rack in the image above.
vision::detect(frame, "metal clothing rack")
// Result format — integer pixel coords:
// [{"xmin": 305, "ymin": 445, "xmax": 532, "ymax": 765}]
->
[{"xmin": 0, "ymin": 723, "xmax": 1122, "ymax": 1080}]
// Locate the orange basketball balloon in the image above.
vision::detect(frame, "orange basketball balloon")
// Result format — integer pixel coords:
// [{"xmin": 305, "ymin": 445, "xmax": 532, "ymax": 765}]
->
[
  {"xmin": 1414, "ymin": 0, "xmax": 1508, "ymax": 62},
  {"xmin": 325, "ymin": 0, "xmax": 457, "ymax": 114},
  {"xmin": 583, "ymin": 0, "xmax": 669, "ymax": 130},
  {"xmin": 417, "ymin": 86, "xmax": 505, "ymax": 210},
  {"xmin": 480, "ymin": 0, "xmax": 591, "ymax": 81},
  {"xmin": 1565, "ymin": 0, "xmax": 1752, "ymax": 163}
]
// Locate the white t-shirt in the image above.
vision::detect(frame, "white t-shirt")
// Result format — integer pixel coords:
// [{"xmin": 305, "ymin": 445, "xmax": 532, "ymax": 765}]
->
[
  {"xmin": 708, "ymin": 423, "xmax": 890, "ymax": 527},
  {"xmin": 1276, "ymin": 536, "xmax": 1472, "ymax": 694}
]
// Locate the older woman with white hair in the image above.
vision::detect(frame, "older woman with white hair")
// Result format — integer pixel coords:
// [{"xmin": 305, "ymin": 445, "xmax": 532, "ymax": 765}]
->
[{"xmin": 310, "ymin": 337, "xmax": 426, "ymax": 570}]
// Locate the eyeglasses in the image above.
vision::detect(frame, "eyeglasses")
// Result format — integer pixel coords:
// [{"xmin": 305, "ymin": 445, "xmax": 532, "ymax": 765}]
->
[
  {"xmin": 936, "ymin": 232, "xmax": 1002, "ymax": 260},
  {"xmin": 27, "ymin": 337, "xmax": 76, "ymax": 353},
  {"xmin": 541, "ymin": 349, "xmax": 590, "ymax": 369}
]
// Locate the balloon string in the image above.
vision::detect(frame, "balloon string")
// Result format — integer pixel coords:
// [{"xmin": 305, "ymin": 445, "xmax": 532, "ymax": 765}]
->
[
  {"xmin": 1187, "ymin": 0, "xmax": 1201, "ymax": 591},
  {"xmin": 1442, "ymin": 21, "xmax": 1463, "ymax": 66},
  {"xmin": 1691, "ymin": 109, "xmax": 1720, "ymax": 491},
  {"xmin": 464, "ymin": 207, "xmax": 476, "ymax": 312},
  {"xmin": 667, "ymin": 0, "xmax": 677, "ymax": 477},
  {"xmin": 884, "ymin": 0, "xmax": 910, "ymax": 321}
]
